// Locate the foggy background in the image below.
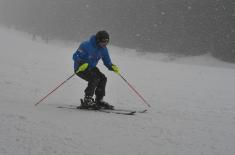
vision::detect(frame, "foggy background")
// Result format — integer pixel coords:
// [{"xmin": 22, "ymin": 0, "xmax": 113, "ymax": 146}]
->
[{"xmin": 0, "ymin": 0, "xmax": 234, "ymax": 62}]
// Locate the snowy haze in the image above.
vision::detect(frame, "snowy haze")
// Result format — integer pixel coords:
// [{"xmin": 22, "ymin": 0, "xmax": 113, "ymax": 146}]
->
[
  {"xmin": 0, "ymin": 0, "xmax": 233, "ymax": 62},
  {"xmin": 1, "ymin": 27, "xmax": 235, "ymax": 155}
]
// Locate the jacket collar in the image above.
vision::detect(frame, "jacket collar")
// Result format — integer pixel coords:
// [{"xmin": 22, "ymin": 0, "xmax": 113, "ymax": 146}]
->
[
  {"xmin": 90, "ymin": 35, "xmax": 107, "ymax": 49},
  {"xmin": 90, "ymin": 35, "xmax": 99, "ymax": 48}
]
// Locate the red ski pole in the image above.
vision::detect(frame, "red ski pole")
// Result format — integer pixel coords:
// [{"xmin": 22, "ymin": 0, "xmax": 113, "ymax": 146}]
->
[
  {"xmin": 35, "ymin": 73, "xmax": 76, "ymax": 106},
  {"xmin": 118, "ymin": 73, "xmax": 151, "ymax": 107}
]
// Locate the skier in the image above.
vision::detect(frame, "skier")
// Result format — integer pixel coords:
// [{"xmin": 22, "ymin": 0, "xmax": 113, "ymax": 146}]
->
[{"xmin": 73, "ymin": 30, "xmax": 119, "ymax": 109}]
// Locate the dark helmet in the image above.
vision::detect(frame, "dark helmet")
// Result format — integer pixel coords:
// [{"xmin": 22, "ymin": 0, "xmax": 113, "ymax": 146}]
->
[{"xmin": 95, "ymin": 30, "xmax": 109, "ymax": 43}]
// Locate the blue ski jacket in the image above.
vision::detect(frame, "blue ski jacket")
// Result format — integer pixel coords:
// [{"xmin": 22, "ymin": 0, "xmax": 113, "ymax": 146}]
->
[{"xmin": 73, "ymin": 35, "xmax": 113, "ymax": 72}]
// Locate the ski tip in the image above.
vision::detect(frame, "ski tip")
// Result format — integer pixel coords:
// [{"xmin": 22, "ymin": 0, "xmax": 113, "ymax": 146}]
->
[
  {"xmin": 121, "ymin": 111, "xmax": 136, "ymax": 115},
  {"xmin": 131, "ymin": 111, "xmax": 137, "ymax": 115},
  {"xmin": 142, "ymin": 109, "xmax": 148, "ymax": 113},
  {"xmin": 129, "ymin": 111, "xmax": 136, "ymax": 115}
]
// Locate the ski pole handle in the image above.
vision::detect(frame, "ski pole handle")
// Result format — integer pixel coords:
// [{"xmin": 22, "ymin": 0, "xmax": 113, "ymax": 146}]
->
[{"xmin": 118, "ymin": 73, "xmax": 151, "ymax": 107}]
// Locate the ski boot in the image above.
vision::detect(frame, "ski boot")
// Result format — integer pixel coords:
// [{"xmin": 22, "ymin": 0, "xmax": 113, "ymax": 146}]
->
[
  {"xmin": 95, "ymin": 98, "xmax": 114, "ymax": 110},
  {"xmin": 80, "ymin": 96, "xmax": 99, "ymax": 109}
]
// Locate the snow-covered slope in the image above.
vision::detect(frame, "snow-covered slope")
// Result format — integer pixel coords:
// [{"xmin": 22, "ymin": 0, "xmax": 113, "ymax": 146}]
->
[{"xmin": 1, "ymin": 27, "xmax": 235, "ymax": 155}]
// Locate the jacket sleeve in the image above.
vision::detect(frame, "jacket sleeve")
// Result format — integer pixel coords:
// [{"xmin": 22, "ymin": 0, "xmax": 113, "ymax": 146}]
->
[
  {"xmin": 72, "ymin": 43, "xmax": 87, "ymax": 63},
  {"xmin": 102, "ymin": 48, "xmax": 113, "ymax": 70}
]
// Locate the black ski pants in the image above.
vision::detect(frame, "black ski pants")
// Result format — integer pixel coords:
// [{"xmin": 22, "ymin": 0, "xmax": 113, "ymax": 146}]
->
[{"xmin": 76, "ymin": 67, "xmax": 107, "ymax": 100}]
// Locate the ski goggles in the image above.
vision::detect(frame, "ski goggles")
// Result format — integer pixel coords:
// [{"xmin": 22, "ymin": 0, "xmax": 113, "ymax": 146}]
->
[
  {"xmin": 100, "ymin": 38, "xmax": 109, "ymax": 43},
  {"xmin": 99, "ymin": 39, "xmax": 109, "ymax": 47}
]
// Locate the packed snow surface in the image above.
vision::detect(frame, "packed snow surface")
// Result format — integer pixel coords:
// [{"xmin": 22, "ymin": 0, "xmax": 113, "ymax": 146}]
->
[{"xmin": 0, "ymin": 27, "xmax": 235, "ymax": 155}]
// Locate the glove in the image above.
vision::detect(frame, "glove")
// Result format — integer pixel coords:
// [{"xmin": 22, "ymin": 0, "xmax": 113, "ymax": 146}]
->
[
  {"xmin": 111, "ymin": 64, "xmax": 120, "ymax": 74},
  {"xmin": 77, "ymin": 63, "xmax": 88, "ymax": 73}
]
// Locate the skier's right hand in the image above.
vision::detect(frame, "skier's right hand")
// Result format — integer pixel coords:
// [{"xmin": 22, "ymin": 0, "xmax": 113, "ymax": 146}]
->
[
  {"xmin": 111, "ymin": 64, "xmax": 120, "ymax": 74},
  {"xmin": 77, "ymin": 63, "xmax": 88, "ymax": 73}
]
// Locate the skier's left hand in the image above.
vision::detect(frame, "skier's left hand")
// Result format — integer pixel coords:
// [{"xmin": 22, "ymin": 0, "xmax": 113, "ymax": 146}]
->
[{"xmin": 111, "ymin": 64, "xmax": 120, "ymax": 74}]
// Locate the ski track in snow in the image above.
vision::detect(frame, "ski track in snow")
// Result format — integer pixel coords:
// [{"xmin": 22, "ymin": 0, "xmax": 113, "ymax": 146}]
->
[{"xmin": 1, "ymin": 27, "xmax": 235, "ymax": 155}]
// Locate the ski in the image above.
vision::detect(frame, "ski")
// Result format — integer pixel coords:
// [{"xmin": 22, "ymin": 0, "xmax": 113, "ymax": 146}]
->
[
  {"xmin": 113, "ymin": 108, "xmax": 147, "ymax": 113},
  {"xmin": 57, "ymin": 104, "xmax": 147, "ymax": 113},
  {"xmin": 57, "ymin": 105, "xmax": 136, "ymax": 115}
]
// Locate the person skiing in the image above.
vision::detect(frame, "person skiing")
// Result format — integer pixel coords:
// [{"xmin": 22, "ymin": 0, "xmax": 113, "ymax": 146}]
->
[{"xmin": 73, "ymin": 30, "xmax": 119, "ymax": 109}]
